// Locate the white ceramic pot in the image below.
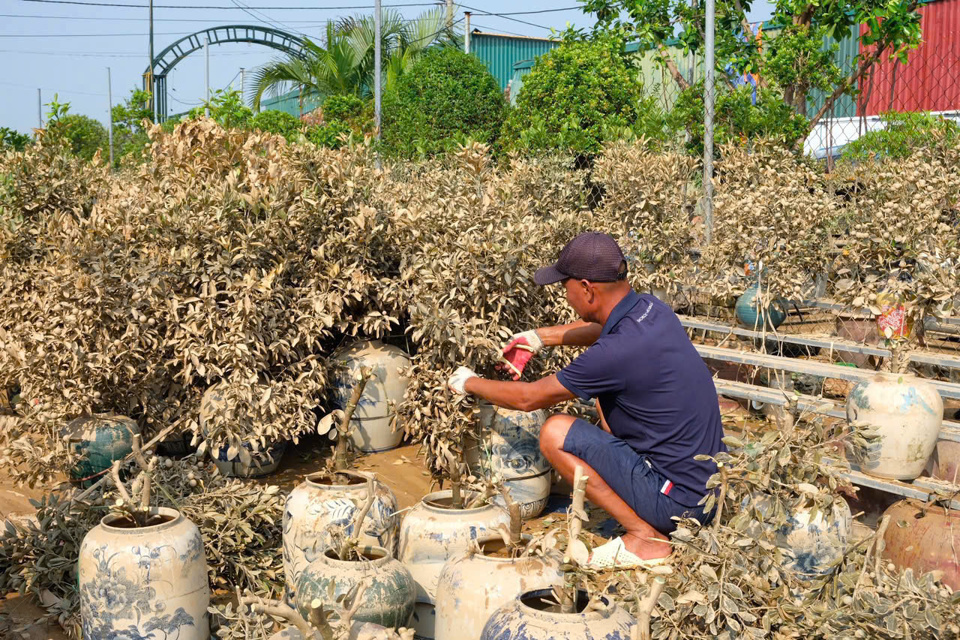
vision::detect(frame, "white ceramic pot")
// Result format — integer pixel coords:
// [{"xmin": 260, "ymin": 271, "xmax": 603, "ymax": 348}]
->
[
  {"xmin": 79, "ymin": 507, "xmax": 210, "ymax": 639},
  {"xmin": 480, "ymin": 589, "xmax": 636, "ymax": 640},
  {"xmin": 333, "ymin": 341, "xmax": 411, "ymax": 453},
  {"xmin": 846, "ymin": 372, "xmax": 943, "ymax": 480},
  {"xmin": 745, "ymin": 494, "xmax": 851, "ymax": 577},
  {"xmin": 466, "ymin": 405, "xmax": 551, "ymax": 520},
  {"xmin": 283, "ymin": 470, "xmax": 399, "ymax": 603},
  {"xmin": 434, "ymin": 536, "xmax": 563, "ymax": 640},
  {"xmin": 397, "ymin": 491, "xmax": 511, "ymax": 640},
  {"xmin": 295, "ymin": 546, "xmax": 415, "ymax": 630}
]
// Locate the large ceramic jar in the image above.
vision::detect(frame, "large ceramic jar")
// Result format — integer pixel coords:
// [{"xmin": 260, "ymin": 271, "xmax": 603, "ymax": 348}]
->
[
  {"xmin": 295, "ymin": 546, "xmax": 415, "ymax": 630},
  {"xmin": 745, "ymin": 495, "xmax": 851, "ymax": 577},
  {"xmin": 480, "ymin": 589, "xmax": 636, "ymax": 640},
  {"xmin": 78, "ymin": 507, "xmax": 210, "ymax": 639},
  {"xmin": 735, "ymin": 284, "xmax": 787, "ymax": 331},
  {"xmin": 200, "ymin": 385, "xmax": 287, "ymax": 478},
  {"xmin": 283, "ymin": 471, "xmax": 399, "ymax": 604},
  {"xmin": 466, "ymin": 404, "xmax": 551, "ymax": 520},
  {"xmin": 332, "ymin": 341, "xmax": 411, "ymax": 453},
  {"xmin": 434, "ymin": 536, "xmax": 563, "ymax": 640},
  {"xmin": 846, "ymin": 372, "xmax": 943, "ymax": 480},
  {"xmin": 881, "ymin": 499, "xmax": 960, "ymax": 590},
  {"xmin": 398, "ymin": 491, "xmax": 511, "ymax": 640},
  {"xmin": 63, "ymin": 414, "xmax": 140, "ymax": 486}
]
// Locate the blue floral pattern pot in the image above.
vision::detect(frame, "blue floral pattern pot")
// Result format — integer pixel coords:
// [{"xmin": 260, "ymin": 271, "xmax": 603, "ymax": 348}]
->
[
  {"xmin": 78, "ymin": 507, "xmax": 210, "ymax": 639},
  {"xmin": 283, "ymin": 471, "xmax": 399, "ymax": 605},
  {"xmin": 481, "ymin": 589, "xmax": 636, "ymax": 640},
  {"xmin": 295, "ymin": 546, "xmax": 415, "ymax": 629}
]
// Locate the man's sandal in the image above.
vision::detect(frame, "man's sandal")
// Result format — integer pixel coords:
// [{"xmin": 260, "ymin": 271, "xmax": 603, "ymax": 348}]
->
[{"xmin": 584, "ymin": 537, "xmax": 671, "ymax": 570}]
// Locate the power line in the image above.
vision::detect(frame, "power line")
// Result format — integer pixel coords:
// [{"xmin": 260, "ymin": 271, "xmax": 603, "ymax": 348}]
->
[
  {"xmin": 18, "ymin": 0, "xmax": 438, "ymax": 9},
  {"xmin": 0, "ymin": 12, "xmax": 333, "ymax": 23},
  {"xmin": 461, "ymin": 4, "xmax": 552, "ymax": 30},
  {"xmin": 0, "ymin": 47, "xmax": 275, "ymax": 56}
]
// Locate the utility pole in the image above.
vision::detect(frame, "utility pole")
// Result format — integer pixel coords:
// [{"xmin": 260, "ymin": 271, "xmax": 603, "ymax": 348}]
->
[
  {"xmin": 464, "ymin": 11, "xmax": 471, "ymax": 53},
  {"xmin": 107, "ymin": 67, "xmax": 114, "ymax": 168},
  {"xmin": 239, "ymin": 67, "xmax": 245, "ymax": 104},
  {"xmin": 446, "ymin": 0, "xmax": 453, "ymax": 31},
  {"xmin": 703, "ymin": 0, "xmax": 715, "ymax": 244},
  {"xmin": 149, "ymin": 0, "xmax": 155, "ymax": 120},
  {"xmin": 374, "ymin": 0, "xmax": 382, "ymax": 140},
  {"xmin": 37, "ymin": 88, "xmax": 42, "ymax": 129},
  {"xmin": 205, "ymin": 34, "xmax": 211, "ymax": 116}
]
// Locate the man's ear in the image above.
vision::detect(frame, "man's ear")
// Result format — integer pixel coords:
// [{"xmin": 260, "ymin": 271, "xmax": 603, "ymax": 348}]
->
[{"xmin": 578, "ymin": 279, "xmax": 594, "ymax": 301}]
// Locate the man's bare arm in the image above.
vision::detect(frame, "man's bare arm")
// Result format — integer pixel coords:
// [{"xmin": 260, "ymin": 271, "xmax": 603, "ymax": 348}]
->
[
  {"xmin": 536, "ymin": 321, "xmax": 602, "ymax": 348},
  {"xmin": 463, "ymin": 374, "xmax": 575, "ymax": 412}
]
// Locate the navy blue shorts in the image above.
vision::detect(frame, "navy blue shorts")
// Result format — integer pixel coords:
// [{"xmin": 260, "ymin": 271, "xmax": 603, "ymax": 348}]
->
[{"xmin": 562, "ymin": 418, "xmax": 714, "ymax": 534}]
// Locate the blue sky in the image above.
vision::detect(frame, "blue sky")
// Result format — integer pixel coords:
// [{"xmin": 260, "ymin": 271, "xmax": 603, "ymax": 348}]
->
[{"xmin": 0, "ymin": 0, "xmax": 772, "ymax": 134}]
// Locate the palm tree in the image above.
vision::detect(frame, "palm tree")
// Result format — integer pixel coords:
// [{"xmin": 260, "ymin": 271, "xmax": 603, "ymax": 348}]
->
[
  {"xmin": 250, "ymin": 23, "xmax": 364, "ymax": 112},
  {"xmin": 250, "ymin": 6, "xmax": 459, "ymax": 113}
]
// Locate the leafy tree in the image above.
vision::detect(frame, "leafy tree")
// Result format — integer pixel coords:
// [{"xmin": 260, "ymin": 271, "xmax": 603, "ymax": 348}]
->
[
  {"xmin": 381, "ymin": 47, "xmax": 505, "ymax": 157},
  {"xmin": 0, "ymin": 127, "xmax": 32, "ymax": 151},
  {"xmin": 248, "ymin": 110, "xmax": 302, "ymax": 141},
  {"xmin": 842, "ymin": 111, "xmax": 960, "ymax": 161},
  {"xmin": 670, "ymin": 83, "xmax": 809, "ymax": 155},
  {"xmin": 111, "ymin": 88, "xmax": 154, "ymax": 165},
  {"xmin": 189, "ymin": 89, "xmax": 253, "ymax": 129},
  {"xmin": 501, "ymin": 36, "xmax": 665, "ymax": 155},
  {"xmin": 43, "ymin": 95, "xmax": 107, "ymax": 161},
  {"xmin": 581, "ymin": 0, "xmax": 924, "ymax": 135},
  {"xmin": 251, "ymin": 7, "xmax": 456, "ymax": 112}
]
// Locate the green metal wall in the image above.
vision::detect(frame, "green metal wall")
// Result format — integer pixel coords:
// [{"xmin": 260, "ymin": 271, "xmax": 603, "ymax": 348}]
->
[
  {"xmin": 806, "ymin": 32, "xmax": 859, "ymax": 119},
  {"xmin": 472, "ymin": 32, "xmax": 560, "ymax": 91},
  {"xmin": 259, "ymin": 90, "xmax": 321, "ymax": 117}
]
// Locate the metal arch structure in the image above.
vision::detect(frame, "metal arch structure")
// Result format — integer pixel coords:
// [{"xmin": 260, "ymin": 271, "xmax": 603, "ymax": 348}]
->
[{"xmin": 143, "ymin": 25, "xmax": 308, "ymax": 121}]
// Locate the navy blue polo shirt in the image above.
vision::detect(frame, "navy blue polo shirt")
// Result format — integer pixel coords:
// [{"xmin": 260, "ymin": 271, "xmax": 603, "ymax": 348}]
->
[{"xmin": 555, "ymin": 290, "xmax": 725, "ymax": 507}]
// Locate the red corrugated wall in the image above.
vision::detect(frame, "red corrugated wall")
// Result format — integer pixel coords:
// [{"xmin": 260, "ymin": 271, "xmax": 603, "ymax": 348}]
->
[{"xmin": 858, "ymin": 0, "xmax": 960, "ymax": 116}]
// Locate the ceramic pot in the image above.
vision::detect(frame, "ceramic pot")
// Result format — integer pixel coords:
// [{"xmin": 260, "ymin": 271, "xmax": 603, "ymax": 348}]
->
[
  {"xmin": 63, "ymin": 414, "xmax": 140, "ymax": 486},
  {"xmin": 434, "ymin": 536, "xmax": 563, "ymax": 640},
  {"xmin": 846, "ymin": 372, "xmax": 943, "ymax": 480},
  {"xmin": 283, "ymin": 471, "xmax": 399, "ymax": 603},
  {"xmin": 295, "ymin": 546, "xmax": 415, "ymax": 630},
  {"xmin": 79, "ymin": 507, "xmax": 209, "ymax": 639},
  {"xmin": 881, "ymin": 499, "xmax": 960, "ymax": 590},
  {"xmin": 746, "ymin": 495, "xmax": 851, "ymax": 577},
  {"xmin": 332, "ymin": 341, "xmax": 411, "ymax": 453},
  {"xmin": 480, "ymin": 589, "xmax": 636, "ymax": 640},
  {"xmin": 466, "ymin": 404, "xmax": 551, "ymax": 519},
  {"xmin": 398, "ymin": 491, "xmax": 511, "ymax": 640},
  {"xmin": 932, "ymin": 440, "xmax": 960, "ymax": 483},
  {"xmin": 735, "ymin": 285, "xmax": 787, "ymax": 330},
  {"xmin": 212, "ymin": 440, "xmax": 286, "ymax": 478}
]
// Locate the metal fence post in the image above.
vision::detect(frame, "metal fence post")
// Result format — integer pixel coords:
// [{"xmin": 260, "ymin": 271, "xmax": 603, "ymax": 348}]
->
[{"xmin": 703, "ymin": 0, "xmax": 716, "ymax": 244}]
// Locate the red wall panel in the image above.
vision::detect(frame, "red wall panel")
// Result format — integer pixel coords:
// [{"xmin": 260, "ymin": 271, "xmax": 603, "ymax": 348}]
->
[{"xmin": 859, "ymin": 0, "xmax": 960, "ymax": 116}]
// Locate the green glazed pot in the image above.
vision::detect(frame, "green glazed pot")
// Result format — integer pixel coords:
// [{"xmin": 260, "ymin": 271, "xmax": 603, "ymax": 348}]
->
[{"xmin": 63, "ymin": 414, "xmax": 140, "ymax": 486}]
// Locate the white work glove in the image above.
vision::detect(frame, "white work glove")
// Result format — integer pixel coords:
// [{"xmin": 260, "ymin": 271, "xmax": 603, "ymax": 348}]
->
[{"xmin": 447, "ymin": 366, "xmax": 478, "ymax": 395}]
